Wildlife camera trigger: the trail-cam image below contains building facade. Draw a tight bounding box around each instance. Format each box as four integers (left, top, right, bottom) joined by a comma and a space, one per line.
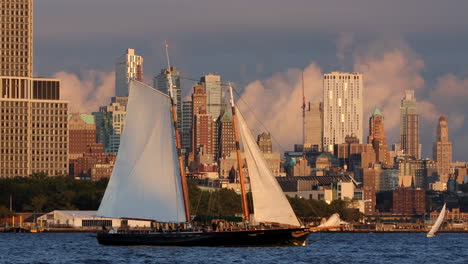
93, 99, 127, 153
0, 0, 69, 178
367, 107, 390, 167
193, 108, 215, 157
115, 48, 143, 97
217, 111, 235, 159
323, 72, 363, 152
400, 90, 420, 159
433, 116, 453, 185
200, 74, 225, 120
68, 114, 96, 160
257, 132, 273, 154
69, 143, 116, 181
392, 187, 425, 215
0, 0, 33, 78
181, 100, 193, 154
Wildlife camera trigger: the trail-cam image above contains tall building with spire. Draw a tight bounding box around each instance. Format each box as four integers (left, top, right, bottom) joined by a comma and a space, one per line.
0, 0, 69, 178
368, 107, 390, 166
154, 66, 182, 129
400, 90, 420, 159
323, 72, 363, 152
433, 116, 453, 184
115, 48, 143, 97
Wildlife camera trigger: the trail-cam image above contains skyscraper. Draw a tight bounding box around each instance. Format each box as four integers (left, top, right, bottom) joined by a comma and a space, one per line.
93, 100, 127, 153
217, 110, 236, 159
193, 108, 215, 157
200, 74, 225, 120
0, 0, 69, 178
115, 48, 143, 97
400, 90, 420, 159
367, 107, 390, 166
181, 100, 193, 154
433, 116, 453, 184
323, 72, 363, 152
192, 84, 207, 116
154, 66, 182, 128
1, 0, 33, 78
304, 102, 323, 151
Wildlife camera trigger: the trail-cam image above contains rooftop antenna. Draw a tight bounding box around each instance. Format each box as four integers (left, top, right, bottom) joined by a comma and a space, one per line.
164, 40, 172, 70
164, 40, 174, 99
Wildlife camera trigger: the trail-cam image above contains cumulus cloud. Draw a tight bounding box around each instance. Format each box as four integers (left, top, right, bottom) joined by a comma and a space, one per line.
53, 71, 115, 113
352, 39, 426, 143
237, 63, 323, 151
238, 38, 468, 160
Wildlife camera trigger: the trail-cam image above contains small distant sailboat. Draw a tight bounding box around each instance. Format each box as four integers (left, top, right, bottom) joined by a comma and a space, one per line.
427, 203, 446, 238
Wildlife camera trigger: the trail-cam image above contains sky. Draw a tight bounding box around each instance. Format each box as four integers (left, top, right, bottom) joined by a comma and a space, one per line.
33, 0, 468, 161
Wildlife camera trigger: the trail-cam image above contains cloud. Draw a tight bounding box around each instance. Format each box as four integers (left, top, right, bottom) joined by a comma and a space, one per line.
237, 63, 323, 151
336, 32, 354, 66
238, 38, 468, 160
53, 71, 115, 113
352, 39, 426, 143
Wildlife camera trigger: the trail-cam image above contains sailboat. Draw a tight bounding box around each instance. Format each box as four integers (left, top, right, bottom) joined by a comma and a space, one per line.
309, 214, 348, 232
426, 203, 446, 238
96, 80, 311, 246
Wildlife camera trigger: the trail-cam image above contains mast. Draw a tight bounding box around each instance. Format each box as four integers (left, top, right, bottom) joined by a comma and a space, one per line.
165, 41, 191, 223
229, 84, 250, 221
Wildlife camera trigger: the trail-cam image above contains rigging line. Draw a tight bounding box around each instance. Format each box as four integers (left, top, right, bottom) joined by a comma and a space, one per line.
206, 189, 214, 215
194, 189, 203, 217
229, 84, 286, 153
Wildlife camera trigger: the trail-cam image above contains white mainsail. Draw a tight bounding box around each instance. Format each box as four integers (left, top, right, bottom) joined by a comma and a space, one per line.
427, 203, 446, 238
97, 81, 186, 223
235, 106, 300, 227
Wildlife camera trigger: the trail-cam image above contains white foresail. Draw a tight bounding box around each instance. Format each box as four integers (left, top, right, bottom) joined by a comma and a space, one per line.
97, 81, 186, 223
427, 203, 446, 238
235, 106, 300, 227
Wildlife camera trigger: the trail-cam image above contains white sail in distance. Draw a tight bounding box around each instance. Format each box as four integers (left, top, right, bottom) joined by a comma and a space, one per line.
97, 81, 186, 223
235, 106, 300, 227
318, 213, 344, 227
427, 203, 446, 238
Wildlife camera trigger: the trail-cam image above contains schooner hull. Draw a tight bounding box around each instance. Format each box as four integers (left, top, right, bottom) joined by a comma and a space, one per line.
97, 228, 310, 247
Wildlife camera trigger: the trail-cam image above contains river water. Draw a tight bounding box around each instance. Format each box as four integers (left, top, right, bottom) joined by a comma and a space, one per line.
0, 232, 466, 263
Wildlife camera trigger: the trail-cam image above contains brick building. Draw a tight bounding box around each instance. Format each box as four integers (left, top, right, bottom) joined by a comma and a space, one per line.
69, 143, 116, 181
392, 187, 425, 215
68, 114, 96, 160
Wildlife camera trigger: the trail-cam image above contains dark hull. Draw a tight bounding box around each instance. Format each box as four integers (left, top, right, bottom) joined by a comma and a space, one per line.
97, 228, 310, 247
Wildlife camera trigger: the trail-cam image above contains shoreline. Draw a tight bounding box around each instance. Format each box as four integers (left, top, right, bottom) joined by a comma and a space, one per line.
1, 227, 467, 234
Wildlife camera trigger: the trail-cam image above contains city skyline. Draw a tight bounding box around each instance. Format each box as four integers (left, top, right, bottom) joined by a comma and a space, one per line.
28, 1, 468, 161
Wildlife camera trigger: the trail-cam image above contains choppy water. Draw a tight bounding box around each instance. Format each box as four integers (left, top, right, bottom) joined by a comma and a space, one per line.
0, 232, 466, 264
